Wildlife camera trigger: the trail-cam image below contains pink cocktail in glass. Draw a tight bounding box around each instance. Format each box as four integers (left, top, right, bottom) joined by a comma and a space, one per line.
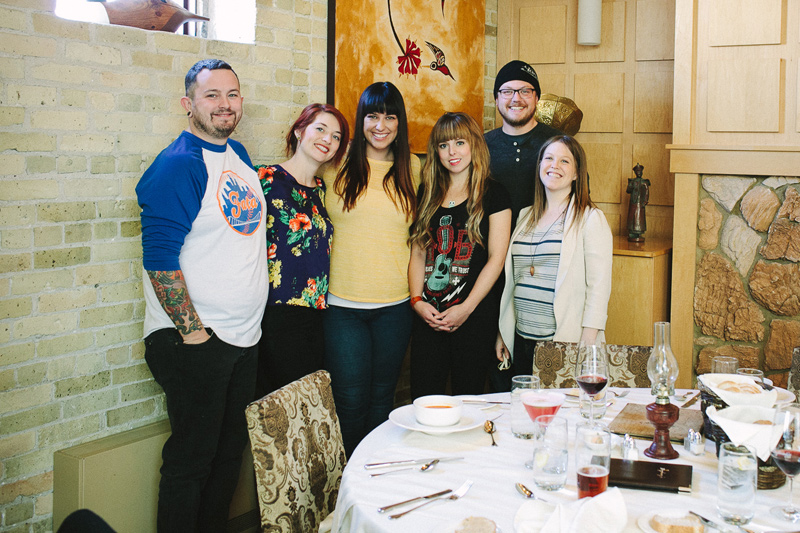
522, 391, 566, 422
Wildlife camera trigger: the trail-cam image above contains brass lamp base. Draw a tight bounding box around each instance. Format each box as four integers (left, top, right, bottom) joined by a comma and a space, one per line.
644, 401, 679, 460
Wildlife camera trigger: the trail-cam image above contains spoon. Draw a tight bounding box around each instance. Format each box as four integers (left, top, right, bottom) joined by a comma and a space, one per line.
516, 482, 550, 503
369, 459, 439, 477
484, 420, 498, 446
611, 389, 630, 398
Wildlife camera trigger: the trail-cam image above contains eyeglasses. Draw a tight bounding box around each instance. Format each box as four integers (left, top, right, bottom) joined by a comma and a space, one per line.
498, 87, 536, 99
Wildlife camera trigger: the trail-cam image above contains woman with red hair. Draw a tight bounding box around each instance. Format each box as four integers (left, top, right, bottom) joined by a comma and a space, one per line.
254, 103, 349, 398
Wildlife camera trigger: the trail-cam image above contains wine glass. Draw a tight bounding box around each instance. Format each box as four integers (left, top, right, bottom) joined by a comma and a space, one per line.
522, 391, 565, 468
771, 403, 800, 522
575, 342, 609, 425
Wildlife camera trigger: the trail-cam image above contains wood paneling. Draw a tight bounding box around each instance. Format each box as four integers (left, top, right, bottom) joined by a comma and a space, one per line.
707, 58, 783, 132
708, 0, 783, 46
575, 72, 625, 132
583, 142, 623, 203
575, 1, 627, 63
632, 142, 673, 206
634, 71, 674, 132
519, 5, 567, 64
635, 0, 676, 61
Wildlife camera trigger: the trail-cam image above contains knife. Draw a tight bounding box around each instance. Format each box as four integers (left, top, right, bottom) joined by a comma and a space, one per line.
364, 456, 464, 470
681, 392, 701, 408
689, 510, 746, 532
377, 489, 452, 513
462, 399, 510, 405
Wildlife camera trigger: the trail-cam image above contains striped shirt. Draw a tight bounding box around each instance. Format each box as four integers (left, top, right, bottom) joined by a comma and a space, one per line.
511, 218, 564, 340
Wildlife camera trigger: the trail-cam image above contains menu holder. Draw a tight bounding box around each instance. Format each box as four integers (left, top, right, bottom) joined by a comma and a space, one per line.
609, 458, 692, 493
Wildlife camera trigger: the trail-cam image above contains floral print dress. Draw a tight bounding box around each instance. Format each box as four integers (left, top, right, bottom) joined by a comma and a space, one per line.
256, 165, 333, 309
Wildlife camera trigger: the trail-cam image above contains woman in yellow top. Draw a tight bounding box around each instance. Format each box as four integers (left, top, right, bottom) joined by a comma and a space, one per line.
323, 82, 420, 455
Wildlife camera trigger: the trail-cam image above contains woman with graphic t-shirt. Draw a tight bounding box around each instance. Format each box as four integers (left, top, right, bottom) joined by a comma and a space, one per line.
253, 103, 349, 399
408, 112, 512, 398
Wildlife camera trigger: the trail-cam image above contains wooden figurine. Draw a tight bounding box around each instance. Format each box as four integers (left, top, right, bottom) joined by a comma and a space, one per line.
97, 0, 209, 33
626, 163, 650, 243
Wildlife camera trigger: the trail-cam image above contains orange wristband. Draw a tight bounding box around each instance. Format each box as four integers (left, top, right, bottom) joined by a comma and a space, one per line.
410, 296, 423, 307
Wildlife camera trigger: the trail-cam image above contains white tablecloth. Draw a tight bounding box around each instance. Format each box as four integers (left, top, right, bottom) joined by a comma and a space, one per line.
332, 389, 797, 532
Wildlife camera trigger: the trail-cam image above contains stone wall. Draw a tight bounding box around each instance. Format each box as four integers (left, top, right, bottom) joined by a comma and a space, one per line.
694, 176, 800, 385
0, 1, 499, 531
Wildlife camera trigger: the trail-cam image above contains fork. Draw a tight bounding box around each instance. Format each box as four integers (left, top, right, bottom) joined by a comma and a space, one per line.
388, 480, 473, 519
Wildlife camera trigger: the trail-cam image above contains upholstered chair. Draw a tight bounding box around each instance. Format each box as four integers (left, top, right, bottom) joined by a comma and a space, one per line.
246, 370, 347, 533
532, 341, 652, 389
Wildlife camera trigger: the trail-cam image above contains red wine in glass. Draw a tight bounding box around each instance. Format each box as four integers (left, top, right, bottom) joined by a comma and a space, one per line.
577, 375, 608, 396
773, 449, 800, 477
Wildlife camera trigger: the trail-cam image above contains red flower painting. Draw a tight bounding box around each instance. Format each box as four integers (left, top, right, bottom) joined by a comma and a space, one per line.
397, 38, 421, 77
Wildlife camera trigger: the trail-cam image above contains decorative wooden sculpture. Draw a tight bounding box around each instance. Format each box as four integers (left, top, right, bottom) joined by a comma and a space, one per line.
96, 0, 209, 33
626, 163, 651, 243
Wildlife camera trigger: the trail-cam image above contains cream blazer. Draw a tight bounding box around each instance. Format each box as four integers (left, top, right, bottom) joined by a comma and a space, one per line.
498, 200, 613, 359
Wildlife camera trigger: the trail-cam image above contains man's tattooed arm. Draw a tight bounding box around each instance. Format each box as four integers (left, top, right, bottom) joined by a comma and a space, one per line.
146, 270, 210, 344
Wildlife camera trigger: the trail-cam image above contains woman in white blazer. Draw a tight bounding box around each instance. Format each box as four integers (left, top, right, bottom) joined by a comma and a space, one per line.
496, 135, 612, 375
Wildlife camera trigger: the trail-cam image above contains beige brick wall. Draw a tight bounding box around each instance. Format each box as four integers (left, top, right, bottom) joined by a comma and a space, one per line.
0, 1, 498, 530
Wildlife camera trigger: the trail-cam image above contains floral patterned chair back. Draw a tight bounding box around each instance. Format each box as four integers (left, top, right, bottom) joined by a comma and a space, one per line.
788, 347, 800, 397
532, 341, 652, 389
246, 370, 347, 533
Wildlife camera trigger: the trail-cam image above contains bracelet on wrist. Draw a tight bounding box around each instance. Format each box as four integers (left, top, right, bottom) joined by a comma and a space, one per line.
410, 296, 423, 307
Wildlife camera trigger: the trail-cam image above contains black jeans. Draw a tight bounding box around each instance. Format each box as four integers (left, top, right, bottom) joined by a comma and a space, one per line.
144, 328, 257, 533
255, 304, 325, 400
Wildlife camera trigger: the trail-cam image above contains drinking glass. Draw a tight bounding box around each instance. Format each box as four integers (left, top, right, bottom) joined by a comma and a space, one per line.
737, 368, 764, 387
711, 356, 738, 374
575, 342, 609, 425
717, 443, 757, 525
511, 375, 541, 439
771, 403, 800, 522
575, 424, 611, 499
530, 415, 568, 490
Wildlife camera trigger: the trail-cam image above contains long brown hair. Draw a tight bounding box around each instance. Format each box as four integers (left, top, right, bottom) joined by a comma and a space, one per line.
521, 134, 595, 233
409, 112, 491, 248
334, 82, 416, 218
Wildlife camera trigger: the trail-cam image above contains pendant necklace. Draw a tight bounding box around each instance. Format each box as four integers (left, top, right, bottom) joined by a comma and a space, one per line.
448, 200, 455, 208
528, 207, 567, 276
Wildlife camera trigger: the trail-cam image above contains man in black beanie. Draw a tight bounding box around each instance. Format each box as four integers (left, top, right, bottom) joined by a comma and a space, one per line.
485, 60, 561, 225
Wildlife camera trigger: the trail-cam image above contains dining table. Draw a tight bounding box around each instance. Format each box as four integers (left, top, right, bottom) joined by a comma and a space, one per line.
331, 388, 799, 533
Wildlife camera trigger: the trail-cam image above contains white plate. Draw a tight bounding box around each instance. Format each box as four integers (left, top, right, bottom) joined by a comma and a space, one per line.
389, 404, 485, 434
775, 386, 795, 406
431, 518, 501, 533
637, 508, 699, 533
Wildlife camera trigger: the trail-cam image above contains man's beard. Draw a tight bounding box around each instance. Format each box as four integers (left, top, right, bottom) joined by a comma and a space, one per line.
192, 111, 238, 140
498, 103, 536, 128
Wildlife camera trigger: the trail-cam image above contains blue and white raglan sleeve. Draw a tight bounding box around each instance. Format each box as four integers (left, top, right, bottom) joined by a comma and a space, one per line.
136, 139, 208, 272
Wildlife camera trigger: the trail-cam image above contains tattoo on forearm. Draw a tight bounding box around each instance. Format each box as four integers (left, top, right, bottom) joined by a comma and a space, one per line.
147, 270, 203, 336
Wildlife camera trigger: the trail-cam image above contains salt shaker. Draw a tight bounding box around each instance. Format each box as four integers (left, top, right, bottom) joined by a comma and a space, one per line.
684, 429, 705, 455
622, 433, 638, 460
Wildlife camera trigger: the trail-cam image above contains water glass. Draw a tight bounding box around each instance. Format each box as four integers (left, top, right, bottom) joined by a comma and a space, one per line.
711, 356, 739, 374
579, 389, 608, 420
531, 415, 568, 490
575, 424, 611, 498
737, 368, 764, 386
511, 375, 541, 439
717, 443, 757, 525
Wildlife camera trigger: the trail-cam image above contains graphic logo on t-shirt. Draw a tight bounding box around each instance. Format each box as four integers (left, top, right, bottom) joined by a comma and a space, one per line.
217, 170, 263, 235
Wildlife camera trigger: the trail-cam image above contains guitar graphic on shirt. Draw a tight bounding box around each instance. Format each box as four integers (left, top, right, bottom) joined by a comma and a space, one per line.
427, 253, 451, 291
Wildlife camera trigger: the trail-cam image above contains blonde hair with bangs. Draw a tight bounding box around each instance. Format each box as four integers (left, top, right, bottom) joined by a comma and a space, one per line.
409, 112, 492, 248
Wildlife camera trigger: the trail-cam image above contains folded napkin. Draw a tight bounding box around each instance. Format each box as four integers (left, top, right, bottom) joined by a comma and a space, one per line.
514, 487, 627, 533
706, 405, 782, 461
698, 373, 777, 408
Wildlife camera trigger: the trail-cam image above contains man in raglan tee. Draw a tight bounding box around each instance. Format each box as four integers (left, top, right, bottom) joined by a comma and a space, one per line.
136, 59, 267, 532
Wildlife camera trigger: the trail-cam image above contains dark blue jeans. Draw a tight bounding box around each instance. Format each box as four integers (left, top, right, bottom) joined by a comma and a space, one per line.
323, 303, 412, 456
144, 328, 257, 533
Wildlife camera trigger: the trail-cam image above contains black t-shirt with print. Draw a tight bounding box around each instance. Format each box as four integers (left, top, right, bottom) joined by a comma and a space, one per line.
422, 179, 511, 313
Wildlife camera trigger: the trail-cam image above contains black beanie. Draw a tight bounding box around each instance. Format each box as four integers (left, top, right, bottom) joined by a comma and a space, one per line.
493, 60, 541, 98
